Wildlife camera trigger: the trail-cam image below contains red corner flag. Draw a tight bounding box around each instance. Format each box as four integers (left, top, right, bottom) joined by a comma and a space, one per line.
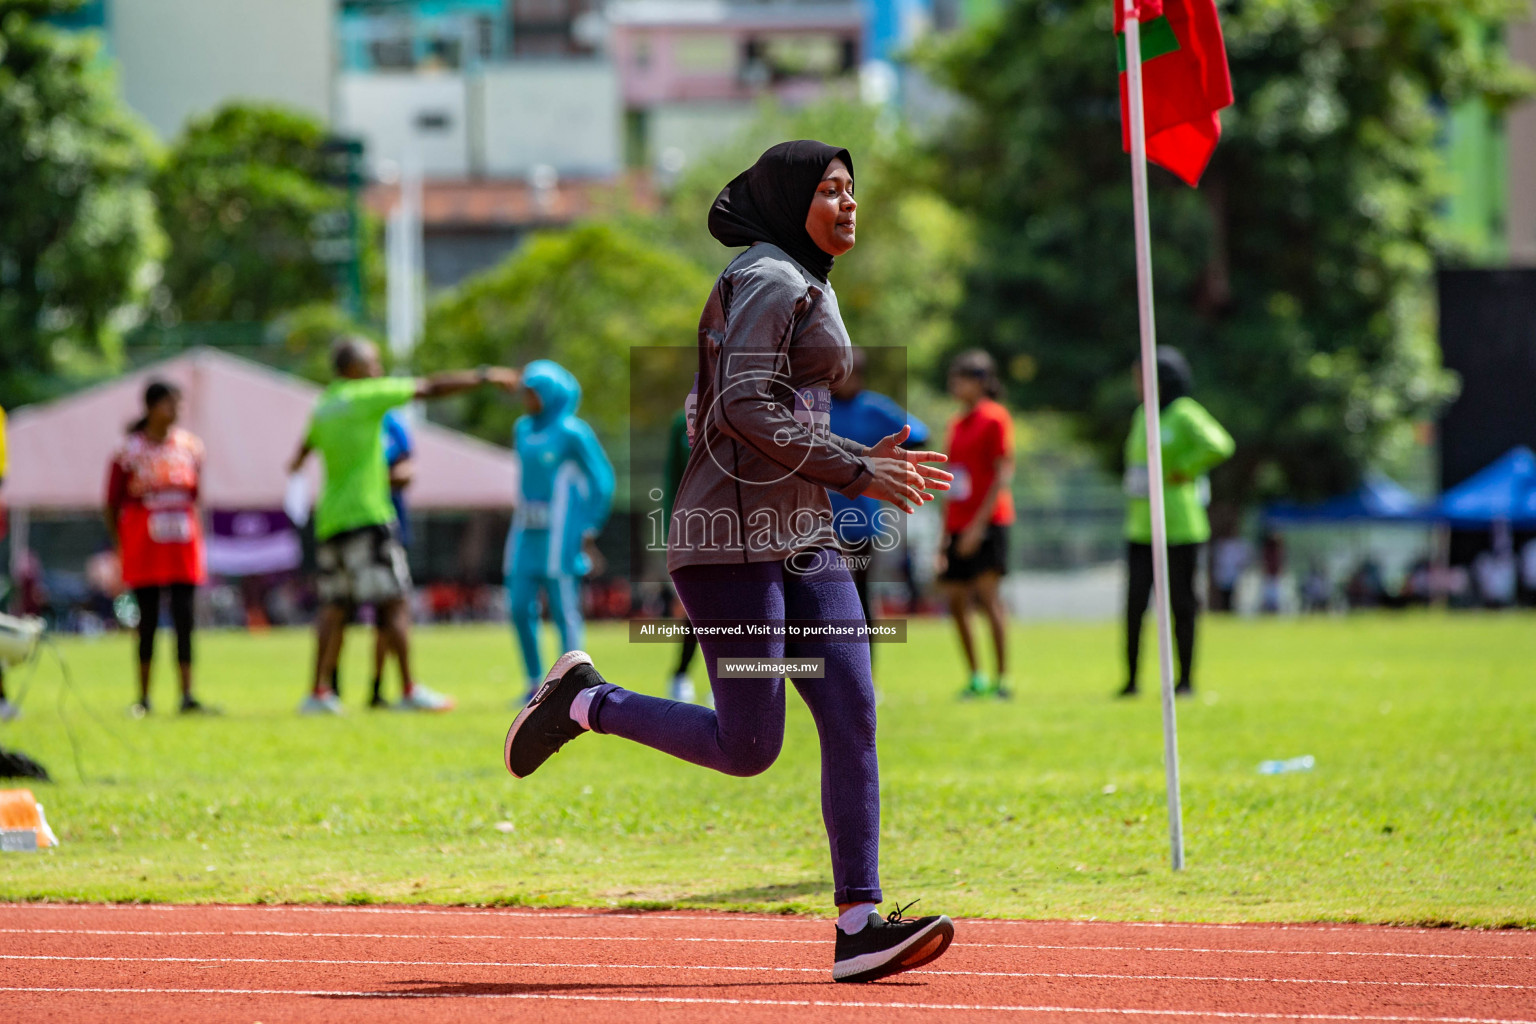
1115, 0, 1233, 186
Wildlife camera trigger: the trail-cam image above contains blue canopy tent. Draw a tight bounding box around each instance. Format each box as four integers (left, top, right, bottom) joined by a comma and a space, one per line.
1259, 451, 1536, 608
1264, 473, 1436, 526
1432, 446, 1536, 528
1262, 473, 1440, 611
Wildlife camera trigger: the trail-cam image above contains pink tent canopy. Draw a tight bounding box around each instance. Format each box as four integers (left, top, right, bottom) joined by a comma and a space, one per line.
5, 347, 519, 511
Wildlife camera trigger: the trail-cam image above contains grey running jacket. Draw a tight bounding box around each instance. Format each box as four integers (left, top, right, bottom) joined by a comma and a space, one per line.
667, 243, 874, 570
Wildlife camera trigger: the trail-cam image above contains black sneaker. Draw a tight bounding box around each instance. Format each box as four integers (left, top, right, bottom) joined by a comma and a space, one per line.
1116, 681, 1139, 698
368, 694, 389, 710
178, 696, 221, 715
1174, 680, 1193, 698
503, 650, 597, 779
833, 902, 955, 983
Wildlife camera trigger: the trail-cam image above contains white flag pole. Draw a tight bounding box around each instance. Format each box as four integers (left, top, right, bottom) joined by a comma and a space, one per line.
1124, 0, 1186, 871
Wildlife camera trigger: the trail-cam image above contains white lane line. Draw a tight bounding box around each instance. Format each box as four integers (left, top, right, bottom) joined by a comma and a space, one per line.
0, 928, 823, 943
959, 972, 1533, 992
3, 905, 1528, 954
12, 954, 821, 971
1017, 921, 1535, 941
0, 904, 813, 924
973, 943, 1536, 961
2, 954, 1531, 992
2, 928, 1530, 960
5, 906, 1525, 942
0, 986, 1532, 1022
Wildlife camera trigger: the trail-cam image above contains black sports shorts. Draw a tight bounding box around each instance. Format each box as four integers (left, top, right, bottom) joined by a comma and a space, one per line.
940, 523, 1010, 583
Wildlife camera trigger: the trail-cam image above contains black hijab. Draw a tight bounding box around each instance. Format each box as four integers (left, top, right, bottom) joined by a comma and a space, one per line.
1155, 346, 1193, 409
708, 140, 854, 282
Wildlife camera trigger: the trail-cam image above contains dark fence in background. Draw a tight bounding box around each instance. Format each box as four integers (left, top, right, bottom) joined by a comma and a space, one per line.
1438, 268, 1536, 490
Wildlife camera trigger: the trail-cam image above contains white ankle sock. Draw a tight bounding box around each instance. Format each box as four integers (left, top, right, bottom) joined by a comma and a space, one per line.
837, 902, 879, 934
570, 685, 602, 731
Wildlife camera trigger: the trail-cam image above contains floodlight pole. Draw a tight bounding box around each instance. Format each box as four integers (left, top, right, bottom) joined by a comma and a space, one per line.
1124, 0, 1186, 871
387, 153, 425, 362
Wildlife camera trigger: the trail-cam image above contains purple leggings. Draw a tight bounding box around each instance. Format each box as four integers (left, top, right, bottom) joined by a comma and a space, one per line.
590, 548, 880, 905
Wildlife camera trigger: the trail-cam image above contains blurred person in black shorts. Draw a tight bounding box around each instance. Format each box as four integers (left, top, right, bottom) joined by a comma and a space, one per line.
938, 352, 1015, 699
331, 408, 416, 707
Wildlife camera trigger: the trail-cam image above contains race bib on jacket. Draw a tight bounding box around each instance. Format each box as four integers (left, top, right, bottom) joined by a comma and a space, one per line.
515, 501, 551, 531
950, 465, 973, 503
148, 510, 194, 544
793, 387, 832, 438
685, 373, 699, 447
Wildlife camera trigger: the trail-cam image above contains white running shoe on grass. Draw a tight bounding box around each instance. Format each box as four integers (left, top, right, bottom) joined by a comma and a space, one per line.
396, 684, 455, 712
0, 699, 19, 722
299, 692, 344, 715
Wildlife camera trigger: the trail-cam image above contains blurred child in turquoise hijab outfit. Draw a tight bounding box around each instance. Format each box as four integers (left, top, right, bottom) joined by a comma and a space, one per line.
505, 360, 614, 700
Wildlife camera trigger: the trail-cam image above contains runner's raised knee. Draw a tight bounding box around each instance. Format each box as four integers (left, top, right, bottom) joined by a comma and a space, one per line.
718, 734, 782, 777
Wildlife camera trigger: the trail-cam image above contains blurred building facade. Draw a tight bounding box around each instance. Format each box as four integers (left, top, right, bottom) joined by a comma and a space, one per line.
335, 0, 619, 181
72, 0, 1532, 276
1435, 4, 1536, 497
61, 0, 973, 290
332, 0, 875, 283
1506, 6, 1536, 267
607, 0, 862, 172
92, 0, 334, 140
1440, 3, 1536, 266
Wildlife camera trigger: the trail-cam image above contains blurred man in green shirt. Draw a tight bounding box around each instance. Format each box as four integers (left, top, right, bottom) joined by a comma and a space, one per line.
289, 338, 520, 714
1120, 347, 1234, 699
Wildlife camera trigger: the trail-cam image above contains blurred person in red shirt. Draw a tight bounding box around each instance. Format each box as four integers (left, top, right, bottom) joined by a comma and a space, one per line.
939, 351, 1015, 699
104, 381, 213, 716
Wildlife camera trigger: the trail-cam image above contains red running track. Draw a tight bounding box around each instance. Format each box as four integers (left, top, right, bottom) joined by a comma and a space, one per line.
0, 903, 1532, 1023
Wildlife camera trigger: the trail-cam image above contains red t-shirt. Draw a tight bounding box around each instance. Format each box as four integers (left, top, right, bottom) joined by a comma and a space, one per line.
106, 428, 206, 588
943, 399, 1015, 533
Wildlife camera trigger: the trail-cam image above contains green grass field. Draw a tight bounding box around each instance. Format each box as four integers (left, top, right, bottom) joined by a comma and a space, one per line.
0, 614, 1531, 925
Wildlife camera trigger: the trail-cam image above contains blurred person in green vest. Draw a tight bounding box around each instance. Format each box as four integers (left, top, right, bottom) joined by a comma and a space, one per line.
1119, 347, 1233, 699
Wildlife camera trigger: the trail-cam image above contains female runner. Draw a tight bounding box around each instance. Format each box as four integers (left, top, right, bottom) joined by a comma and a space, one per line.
503, 141, 957, 983
105, 381, 212, 715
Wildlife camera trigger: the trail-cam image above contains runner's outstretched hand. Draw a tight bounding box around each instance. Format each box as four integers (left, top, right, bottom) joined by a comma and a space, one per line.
864, 426, 952, 513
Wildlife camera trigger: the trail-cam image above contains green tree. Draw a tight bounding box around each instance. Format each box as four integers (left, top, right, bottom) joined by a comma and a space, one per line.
416, 221, 714, 446
930, 0, 1533, 509
0, 0, 160, 405
153, 104, 351, 325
